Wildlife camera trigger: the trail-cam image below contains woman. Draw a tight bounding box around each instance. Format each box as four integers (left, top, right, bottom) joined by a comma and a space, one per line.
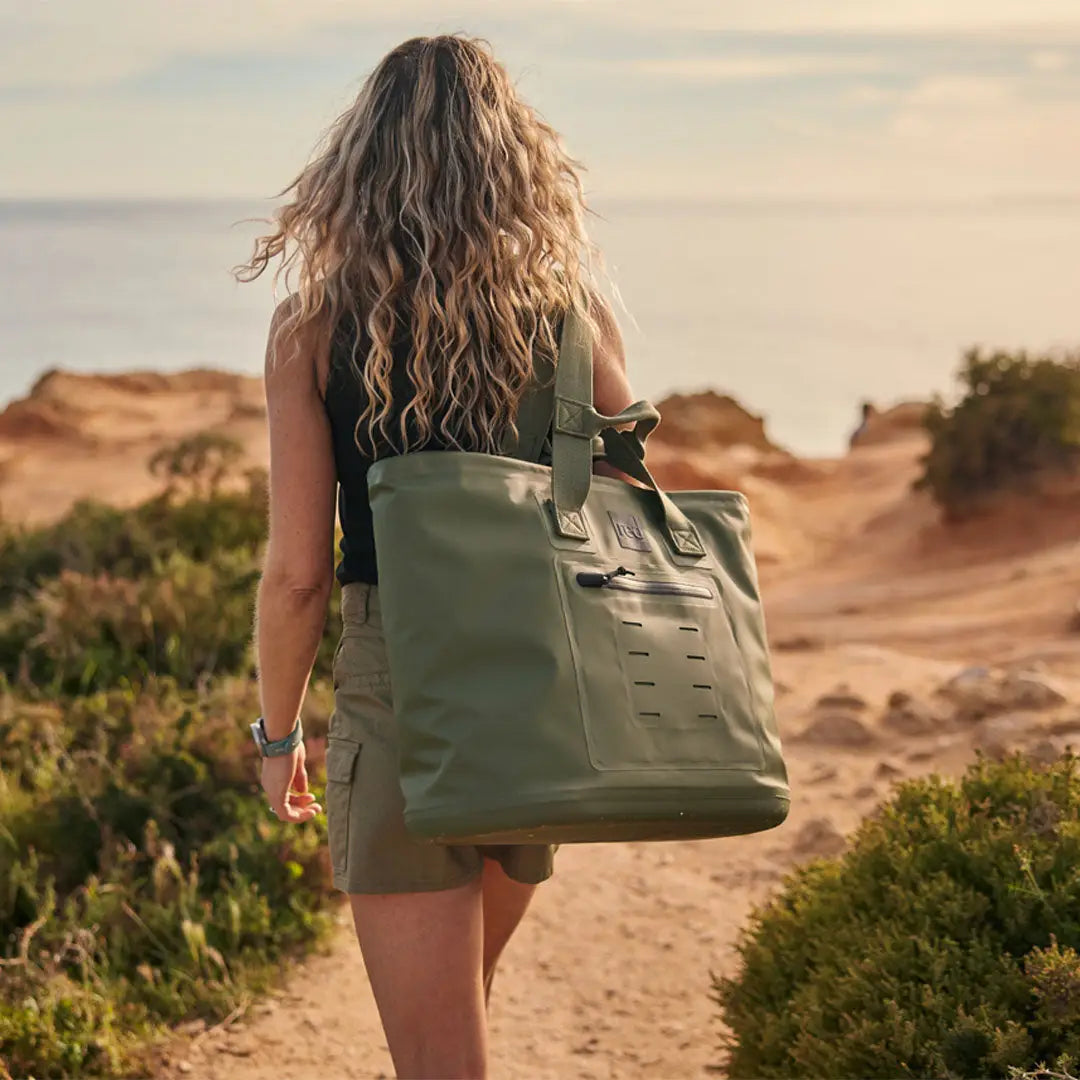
239, 34, 635, 1079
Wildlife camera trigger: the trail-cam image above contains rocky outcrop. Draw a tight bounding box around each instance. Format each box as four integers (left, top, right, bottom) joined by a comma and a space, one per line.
0, 396, 92, 442
794, 686, 878, 747
0, 369, 265, 446
937, 667, 1069, 724
880, 690, 947, 737
850, 401, 930, 449
27, 368, 257, 400
653, 390, 782, 453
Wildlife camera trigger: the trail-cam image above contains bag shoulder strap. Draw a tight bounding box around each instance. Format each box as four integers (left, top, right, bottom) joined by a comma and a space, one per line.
501, 310, 568, 463
548, 299, 594, 531
547, 299, 707, 558
553, 300, 592, 406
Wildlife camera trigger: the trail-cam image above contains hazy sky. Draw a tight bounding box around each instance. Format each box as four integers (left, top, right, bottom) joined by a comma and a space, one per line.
2, 0, 1080, 202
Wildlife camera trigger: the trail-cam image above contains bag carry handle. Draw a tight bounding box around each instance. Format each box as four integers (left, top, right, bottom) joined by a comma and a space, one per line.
550, 302, 705, 558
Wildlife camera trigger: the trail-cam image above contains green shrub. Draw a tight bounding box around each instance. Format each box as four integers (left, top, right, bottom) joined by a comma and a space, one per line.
715, 754, 1080, 1079
0, 462, 346, 1076
0, 678, 336, 1077
0, 475, 341, 693
0, 481, 268, 609
0, 552, 259, 694
917, 349, 1080, 518
0, 967, 126, 1080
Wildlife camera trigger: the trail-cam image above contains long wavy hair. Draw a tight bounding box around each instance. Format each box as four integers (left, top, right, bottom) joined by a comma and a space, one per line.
236, 33, 602, 453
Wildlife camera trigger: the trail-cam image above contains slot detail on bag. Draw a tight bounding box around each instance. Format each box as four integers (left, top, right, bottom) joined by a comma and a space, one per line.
576, 567, 713, 600
557, 558, 765, 771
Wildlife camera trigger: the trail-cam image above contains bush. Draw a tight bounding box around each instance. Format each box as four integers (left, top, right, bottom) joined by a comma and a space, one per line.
0, 678, 336, 1078
917, 349, 1080, 518
0, 476, 341, 693
0, 477, 345, 1076
0, 553, 260, 694
715, 754, 1080, 1079
0, 480, 268, 609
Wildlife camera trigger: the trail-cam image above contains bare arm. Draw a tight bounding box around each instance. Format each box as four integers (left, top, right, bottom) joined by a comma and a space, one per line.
590, 292, 638, 481
254, 300, 337, 822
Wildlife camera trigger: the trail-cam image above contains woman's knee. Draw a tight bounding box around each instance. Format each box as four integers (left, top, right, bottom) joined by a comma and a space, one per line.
349, 882, 488, 1075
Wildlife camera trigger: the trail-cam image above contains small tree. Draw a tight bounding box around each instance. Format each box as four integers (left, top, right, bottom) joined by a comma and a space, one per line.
147, 432, 244, 497
917, 349, 1080, 519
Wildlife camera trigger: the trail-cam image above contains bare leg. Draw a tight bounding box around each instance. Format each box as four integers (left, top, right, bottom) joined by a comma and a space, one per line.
479, 858, 538, 1008
350, 876, 487, 1080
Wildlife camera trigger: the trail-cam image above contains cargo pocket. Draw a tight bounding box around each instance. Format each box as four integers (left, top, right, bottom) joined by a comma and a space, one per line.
325, 738, 361, 875
333, 629, 390, 690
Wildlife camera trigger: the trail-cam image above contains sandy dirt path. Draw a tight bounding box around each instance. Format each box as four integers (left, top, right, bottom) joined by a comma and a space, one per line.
157, 641, 1045, 1080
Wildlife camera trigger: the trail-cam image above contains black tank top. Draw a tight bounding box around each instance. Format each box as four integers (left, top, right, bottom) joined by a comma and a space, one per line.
322, 312, 560, 586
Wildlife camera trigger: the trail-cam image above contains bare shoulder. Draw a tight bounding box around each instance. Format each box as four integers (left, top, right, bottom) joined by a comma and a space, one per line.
264, 296, 331, 400
589, 290, 625, 368
588, 289, 634, 415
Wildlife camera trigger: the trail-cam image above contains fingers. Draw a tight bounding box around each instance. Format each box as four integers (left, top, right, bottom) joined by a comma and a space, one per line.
269, 790, 323, 823
261, 748, 322, 823
272, 802, 322, 823
294, 758, 310, 795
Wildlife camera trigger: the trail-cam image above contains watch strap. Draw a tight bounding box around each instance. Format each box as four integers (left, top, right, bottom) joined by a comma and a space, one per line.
250, 717, 303, 757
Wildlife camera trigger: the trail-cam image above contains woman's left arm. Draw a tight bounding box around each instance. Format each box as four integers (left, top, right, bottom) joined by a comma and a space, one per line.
254, 300, 337, 822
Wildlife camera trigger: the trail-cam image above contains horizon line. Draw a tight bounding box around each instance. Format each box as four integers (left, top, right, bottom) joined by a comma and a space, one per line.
4, 192, 1080, 213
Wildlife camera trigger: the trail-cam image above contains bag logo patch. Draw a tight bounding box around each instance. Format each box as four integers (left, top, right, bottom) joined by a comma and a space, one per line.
609, 511, 651, 552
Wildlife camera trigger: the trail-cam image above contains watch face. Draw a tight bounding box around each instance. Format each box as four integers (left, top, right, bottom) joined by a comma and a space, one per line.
250, 719, 268, 751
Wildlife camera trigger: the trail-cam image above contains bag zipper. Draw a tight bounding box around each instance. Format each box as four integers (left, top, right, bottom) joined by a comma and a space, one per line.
576, 566, 713, 600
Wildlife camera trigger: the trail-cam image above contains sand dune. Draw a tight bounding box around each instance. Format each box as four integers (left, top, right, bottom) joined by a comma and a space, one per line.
1, 370, 1077, 1078
0, 370, 268, 524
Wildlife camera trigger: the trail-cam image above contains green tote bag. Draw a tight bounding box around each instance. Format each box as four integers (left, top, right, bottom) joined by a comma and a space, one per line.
367, 304, 790, 845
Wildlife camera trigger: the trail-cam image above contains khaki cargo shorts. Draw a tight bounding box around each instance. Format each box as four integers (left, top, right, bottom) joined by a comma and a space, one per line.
325, 582, 556, 894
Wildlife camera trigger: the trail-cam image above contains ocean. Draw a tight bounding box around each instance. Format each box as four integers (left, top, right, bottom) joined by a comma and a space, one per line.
2, 197, 1079, 457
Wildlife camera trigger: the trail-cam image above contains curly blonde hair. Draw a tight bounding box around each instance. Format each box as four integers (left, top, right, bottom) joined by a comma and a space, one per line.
236, 33, 602, 453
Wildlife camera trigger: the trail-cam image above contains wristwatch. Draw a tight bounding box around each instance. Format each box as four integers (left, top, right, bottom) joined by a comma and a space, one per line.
250, 716, 303, 757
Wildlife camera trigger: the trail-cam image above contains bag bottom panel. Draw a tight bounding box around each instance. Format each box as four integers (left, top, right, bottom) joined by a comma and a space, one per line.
404, 791, 790, 845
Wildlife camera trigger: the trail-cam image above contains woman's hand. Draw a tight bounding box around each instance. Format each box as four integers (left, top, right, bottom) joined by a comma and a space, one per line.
261, 742, 323, 823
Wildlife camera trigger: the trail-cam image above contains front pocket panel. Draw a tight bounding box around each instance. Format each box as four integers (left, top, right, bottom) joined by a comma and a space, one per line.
556, 561, 764, 772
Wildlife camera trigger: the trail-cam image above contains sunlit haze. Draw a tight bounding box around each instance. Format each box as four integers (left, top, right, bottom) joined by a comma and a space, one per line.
3, 0, 1080, 202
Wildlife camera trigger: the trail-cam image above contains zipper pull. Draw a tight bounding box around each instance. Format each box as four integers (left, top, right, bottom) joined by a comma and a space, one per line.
576, 567, 637, 588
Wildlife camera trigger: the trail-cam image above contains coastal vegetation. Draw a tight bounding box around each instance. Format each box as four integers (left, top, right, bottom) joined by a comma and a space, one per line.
716, 753, 1080, 1080
918, 350, 1080, 518
0, 462, 341, 1077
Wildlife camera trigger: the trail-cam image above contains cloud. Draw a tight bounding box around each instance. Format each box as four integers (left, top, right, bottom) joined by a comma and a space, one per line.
4, 1, 1080, 92
903, 75, 1015, 108
1029, 49, 1072, 71
0, 0, 343, 89
602, 0, 1080, 35
2, 1, 1080, 200
0, 0, 536, 90
881, 72, 1080, 197
845, 84, 902, 105
629, 55, 887, 84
